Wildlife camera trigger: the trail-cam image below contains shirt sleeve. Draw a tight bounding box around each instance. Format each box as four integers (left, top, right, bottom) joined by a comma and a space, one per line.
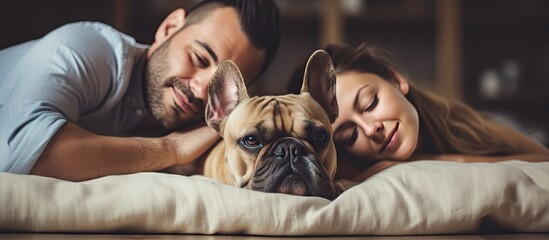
0, 22, 121, 174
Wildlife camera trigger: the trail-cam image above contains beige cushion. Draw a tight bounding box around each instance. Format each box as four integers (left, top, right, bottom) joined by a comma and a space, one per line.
1, 160, 548, 235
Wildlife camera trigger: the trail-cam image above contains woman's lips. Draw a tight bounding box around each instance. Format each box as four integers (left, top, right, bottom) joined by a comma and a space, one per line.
172, 87, 198, 114
379, 122, 399, 153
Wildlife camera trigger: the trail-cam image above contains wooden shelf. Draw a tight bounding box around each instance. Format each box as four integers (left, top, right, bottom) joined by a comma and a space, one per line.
463, 0, 549, 24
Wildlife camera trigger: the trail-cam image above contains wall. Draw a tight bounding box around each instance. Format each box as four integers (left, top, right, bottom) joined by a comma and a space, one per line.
2, 0, 548, 143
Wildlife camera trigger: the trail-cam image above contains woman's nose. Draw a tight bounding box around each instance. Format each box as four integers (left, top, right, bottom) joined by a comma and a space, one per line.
360, 121, 384, 141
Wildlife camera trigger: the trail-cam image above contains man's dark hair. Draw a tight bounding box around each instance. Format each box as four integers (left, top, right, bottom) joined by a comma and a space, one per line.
186, 0, 280, 81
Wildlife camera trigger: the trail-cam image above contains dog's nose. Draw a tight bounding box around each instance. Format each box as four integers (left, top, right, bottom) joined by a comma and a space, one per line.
273, 138, 316, 172
273, 139, 309, 164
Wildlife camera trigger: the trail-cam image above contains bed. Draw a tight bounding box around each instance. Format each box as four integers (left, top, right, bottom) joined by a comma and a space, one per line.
1, 160, 548, 235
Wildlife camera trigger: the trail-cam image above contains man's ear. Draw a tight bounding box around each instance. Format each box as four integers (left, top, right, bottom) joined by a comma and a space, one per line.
301, 50, 338, 123
390, 68, 410, 95
205, 60, 249, 133
154, 8, 186, 45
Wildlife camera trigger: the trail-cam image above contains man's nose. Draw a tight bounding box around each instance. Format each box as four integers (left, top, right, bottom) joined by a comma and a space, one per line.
189, 75, 210, 100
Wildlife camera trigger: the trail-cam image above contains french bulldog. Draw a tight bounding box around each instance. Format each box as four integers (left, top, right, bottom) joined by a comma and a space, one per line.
172, 50, 341, 200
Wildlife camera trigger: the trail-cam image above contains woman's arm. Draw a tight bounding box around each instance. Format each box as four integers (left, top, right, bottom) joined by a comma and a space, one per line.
350, 150, 549, 183
489, 123, 549, 155
411, 123, 549, 163
410, 153, 548, 163
335, 152, 404, 185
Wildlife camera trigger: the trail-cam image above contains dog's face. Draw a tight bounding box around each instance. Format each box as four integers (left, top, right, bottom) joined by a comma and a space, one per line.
205, 50, 340, 199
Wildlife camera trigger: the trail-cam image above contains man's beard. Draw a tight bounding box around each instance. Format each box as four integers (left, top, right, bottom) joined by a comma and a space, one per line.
145, 41, 203, 130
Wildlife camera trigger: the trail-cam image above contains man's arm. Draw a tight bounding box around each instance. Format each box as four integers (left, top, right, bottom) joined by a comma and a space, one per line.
30, 122, 219, 181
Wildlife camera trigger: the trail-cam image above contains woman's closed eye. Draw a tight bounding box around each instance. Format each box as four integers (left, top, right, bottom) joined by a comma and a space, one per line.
363, 94, 378, 112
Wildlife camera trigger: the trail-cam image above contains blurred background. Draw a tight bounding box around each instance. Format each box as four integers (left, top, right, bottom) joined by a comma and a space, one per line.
1, 0, 548, 145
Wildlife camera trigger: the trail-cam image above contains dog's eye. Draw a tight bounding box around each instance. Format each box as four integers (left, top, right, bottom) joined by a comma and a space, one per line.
314, 130, 328, 143
243, 135, 260, 147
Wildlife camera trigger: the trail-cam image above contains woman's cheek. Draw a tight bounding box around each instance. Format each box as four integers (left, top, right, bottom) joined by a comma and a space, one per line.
399, 131, 418, 160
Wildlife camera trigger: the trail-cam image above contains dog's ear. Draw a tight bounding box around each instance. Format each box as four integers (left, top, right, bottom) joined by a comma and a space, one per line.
300, 50, 338, 123
205, 60, 249, 133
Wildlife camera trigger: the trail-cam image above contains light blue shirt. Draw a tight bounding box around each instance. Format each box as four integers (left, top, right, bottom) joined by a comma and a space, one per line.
0, 22, 150, 174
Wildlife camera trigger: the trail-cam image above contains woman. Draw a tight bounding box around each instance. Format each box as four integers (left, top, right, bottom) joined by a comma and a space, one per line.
288, 43, 549, 182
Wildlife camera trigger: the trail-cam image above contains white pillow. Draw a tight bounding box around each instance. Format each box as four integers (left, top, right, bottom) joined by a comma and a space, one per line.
1, 160, 548, 235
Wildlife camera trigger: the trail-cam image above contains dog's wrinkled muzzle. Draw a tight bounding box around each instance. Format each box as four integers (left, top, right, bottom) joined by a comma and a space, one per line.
249, 137, 340, 200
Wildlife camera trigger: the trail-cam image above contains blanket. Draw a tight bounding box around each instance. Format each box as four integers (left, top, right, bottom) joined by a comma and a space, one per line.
1, 160, 548, 235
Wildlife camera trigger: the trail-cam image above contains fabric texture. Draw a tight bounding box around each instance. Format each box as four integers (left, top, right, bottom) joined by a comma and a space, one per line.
0, 22, 148, 174
1, 160, 548, 235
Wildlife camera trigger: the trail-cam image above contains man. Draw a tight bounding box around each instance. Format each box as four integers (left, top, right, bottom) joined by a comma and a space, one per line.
0, 0, 280, 181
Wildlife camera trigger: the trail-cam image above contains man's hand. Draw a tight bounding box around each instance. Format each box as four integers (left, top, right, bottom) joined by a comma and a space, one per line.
163, 123, 220, 166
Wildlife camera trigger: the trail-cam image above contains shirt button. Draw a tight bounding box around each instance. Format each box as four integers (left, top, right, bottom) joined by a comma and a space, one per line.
135, 109, 144, 116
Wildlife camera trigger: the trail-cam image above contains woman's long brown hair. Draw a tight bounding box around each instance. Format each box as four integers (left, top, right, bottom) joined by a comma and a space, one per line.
289, 43, 515, 156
